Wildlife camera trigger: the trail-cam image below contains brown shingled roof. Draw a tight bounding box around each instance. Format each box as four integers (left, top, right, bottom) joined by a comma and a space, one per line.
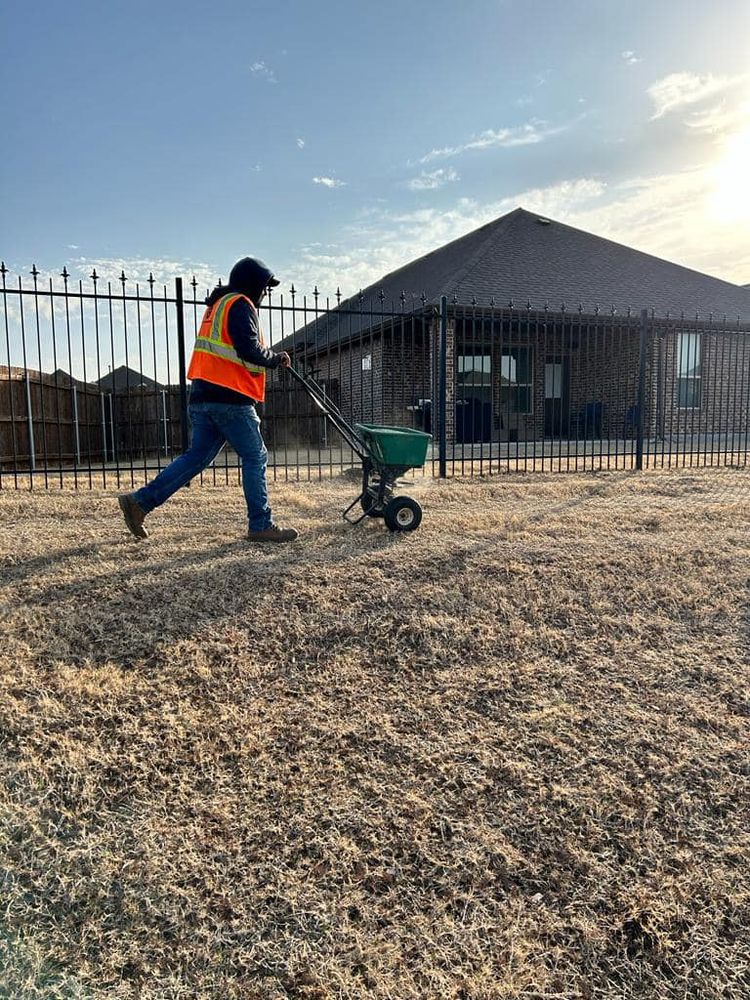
288, 207, 750, 351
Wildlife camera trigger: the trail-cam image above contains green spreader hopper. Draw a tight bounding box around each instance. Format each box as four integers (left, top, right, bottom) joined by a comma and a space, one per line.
288, 368, 432, 532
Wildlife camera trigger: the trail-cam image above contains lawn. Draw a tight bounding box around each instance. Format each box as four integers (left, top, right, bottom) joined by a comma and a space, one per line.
1, 468, 749, 999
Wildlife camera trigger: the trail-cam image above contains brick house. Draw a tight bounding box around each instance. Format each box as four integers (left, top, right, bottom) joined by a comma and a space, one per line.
282, 208, 750, 446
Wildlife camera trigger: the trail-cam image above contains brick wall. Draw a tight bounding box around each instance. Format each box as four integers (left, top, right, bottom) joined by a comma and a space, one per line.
297, 314, 750, 449
301, 336, 383, 425
654, 329, 750, 438
455, 316, 644, 442
380, 321, 432, 430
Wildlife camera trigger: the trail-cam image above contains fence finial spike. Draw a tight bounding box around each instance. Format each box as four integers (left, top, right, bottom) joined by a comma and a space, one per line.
119, 269, 127, 284
148, 272, 155, 286
91, 268, 98, 283
61, 266, 70, 281
420, 291, 427, 305
30, 264, 39, 279
0, 261, 6, 277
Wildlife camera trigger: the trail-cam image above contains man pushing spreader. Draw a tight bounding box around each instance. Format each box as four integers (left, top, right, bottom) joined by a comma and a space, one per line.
118, 256, 298, 543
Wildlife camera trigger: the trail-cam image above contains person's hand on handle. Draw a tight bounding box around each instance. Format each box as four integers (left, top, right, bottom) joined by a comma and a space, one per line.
278, 351, 292, 369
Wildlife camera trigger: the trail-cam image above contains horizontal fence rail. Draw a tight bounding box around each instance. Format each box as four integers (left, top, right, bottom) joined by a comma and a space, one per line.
1, 262, 749, 488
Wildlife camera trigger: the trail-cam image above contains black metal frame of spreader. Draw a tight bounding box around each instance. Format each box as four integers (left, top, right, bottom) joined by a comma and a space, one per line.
287, 367, 412, 525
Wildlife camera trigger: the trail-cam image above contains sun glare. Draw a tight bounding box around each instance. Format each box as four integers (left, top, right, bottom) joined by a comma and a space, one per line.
708, 120, 750, 223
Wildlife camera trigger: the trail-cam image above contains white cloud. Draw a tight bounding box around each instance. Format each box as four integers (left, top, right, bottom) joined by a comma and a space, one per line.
621, 50, 641, 65
282, 169, 750, 296
313, 176, 346, 189
417, 120, 563, 164
685, 101, 749, 135
282, 179, 604, 296
250, 61, 277, 83
64, 255, 220, 292
407, 168, 459, 191
648, 71, 745, 119
297, 137, 305, 149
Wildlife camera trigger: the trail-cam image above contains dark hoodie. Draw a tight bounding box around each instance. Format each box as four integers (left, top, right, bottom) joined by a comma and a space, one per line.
189, 283, 282, 406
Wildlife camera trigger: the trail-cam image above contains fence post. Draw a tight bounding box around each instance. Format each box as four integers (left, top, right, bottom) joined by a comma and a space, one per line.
72, 384, 81, 465
100, 392, 108, 463
175, 277, 189, 454
636, 309, 648, 471
161, 389, 169, 455
25, 372, 36, 473
108, 393, 117, 466
439, 295, 448, 478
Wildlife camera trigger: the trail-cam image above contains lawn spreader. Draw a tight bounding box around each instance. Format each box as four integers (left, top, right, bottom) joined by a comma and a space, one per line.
287, 366, 432, 532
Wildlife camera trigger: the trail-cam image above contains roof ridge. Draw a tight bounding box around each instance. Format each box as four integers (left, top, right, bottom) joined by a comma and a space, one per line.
522, 210, 750, 296
446, 207, 526, 296
345, 208, 524, 303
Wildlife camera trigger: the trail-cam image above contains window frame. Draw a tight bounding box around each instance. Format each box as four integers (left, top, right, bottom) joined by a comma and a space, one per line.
676, 332, 702, 411
500, 346, 534, 415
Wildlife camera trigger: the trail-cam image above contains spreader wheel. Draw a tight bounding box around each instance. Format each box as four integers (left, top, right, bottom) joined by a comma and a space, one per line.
384, 496, 422, 532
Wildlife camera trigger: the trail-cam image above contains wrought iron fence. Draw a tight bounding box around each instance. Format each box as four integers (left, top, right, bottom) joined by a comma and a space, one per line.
1, 262, 749, 489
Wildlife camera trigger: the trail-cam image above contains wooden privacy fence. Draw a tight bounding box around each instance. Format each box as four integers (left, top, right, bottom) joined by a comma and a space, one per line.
0, 367, 183, 471
261, 376, 340, 452
1, 366, 338, 472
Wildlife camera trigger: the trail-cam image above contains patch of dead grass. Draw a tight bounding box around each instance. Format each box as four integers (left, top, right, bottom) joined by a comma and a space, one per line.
1, 467, 749, 998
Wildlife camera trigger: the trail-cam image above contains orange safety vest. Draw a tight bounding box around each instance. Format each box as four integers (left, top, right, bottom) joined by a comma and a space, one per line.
187, 293, 268, 403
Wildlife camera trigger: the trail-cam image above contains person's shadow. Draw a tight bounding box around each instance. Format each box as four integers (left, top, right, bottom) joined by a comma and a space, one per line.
6, 518, 404, 670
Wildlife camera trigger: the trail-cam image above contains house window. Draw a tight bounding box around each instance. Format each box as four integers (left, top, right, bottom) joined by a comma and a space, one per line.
500, 347, 533, 413
361, 354, 372, 371
457, 355, 491, 406
458, 355, 491, 384
677, 333, 701, 408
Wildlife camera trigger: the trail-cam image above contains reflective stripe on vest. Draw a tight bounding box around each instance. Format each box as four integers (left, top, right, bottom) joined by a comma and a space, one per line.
188, 293, 268, 402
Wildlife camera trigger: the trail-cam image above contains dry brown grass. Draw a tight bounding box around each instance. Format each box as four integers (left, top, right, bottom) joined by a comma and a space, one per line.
1, 467, 749, 999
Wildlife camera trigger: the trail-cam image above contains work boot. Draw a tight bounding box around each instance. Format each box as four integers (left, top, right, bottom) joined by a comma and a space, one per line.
247, 524, 299, 543
118, 494, 149, 539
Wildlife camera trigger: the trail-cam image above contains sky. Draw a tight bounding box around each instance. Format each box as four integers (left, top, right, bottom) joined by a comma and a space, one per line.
1, 0, 749, 298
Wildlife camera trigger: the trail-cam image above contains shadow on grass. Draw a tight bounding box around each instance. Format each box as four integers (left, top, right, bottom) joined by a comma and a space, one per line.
8, 516, 406, 669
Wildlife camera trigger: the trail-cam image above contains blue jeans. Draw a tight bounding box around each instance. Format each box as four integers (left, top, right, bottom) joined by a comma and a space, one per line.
133, 403, 273, 531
